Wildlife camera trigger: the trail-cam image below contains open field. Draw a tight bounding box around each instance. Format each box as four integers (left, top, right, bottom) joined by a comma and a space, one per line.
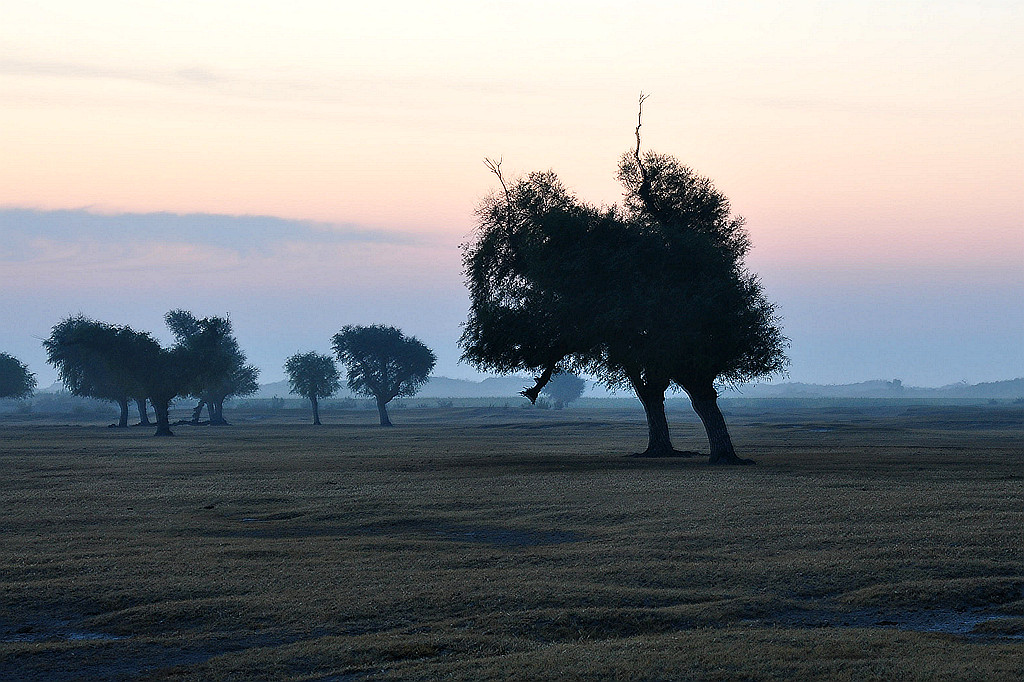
1, 405, 1023, 680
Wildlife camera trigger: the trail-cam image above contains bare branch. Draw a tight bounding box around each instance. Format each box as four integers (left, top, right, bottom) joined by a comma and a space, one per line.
633, 92, 654, 211
484, 156, 515, 234
634, 92, 650, 164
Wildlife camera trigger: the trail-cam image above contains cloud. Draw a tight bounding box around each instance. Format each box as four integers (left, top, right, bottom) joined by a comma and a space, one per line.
0, 207, 423, 262
0, 57, 556, 105
0, 207, 462, 300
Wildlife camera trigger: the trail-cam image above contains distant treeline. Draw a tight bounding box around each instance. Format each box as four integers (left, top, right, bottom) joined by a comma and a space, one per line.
723, 378, 1024, 400
6, 379, 1021, 419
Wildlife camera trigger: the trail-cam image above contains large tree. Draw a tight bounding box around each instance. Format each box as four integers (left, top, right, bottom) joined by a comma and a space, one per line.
0, 352, 36, 399
461, 108, 787, 464
332, 325, 436, 426
43, 316, 147, 426
165, 310, 259, 425
284, 351, 342, 425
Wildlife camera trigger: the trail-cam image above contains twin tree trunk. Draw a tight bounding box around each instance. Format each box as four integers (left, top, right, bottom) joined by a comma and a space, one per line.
191, 398, 229, 425
631, 375, 750, 464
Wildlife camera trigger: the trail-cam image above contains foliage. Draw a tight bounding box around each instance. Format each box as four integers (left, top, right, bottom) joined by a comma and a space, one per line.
284, 351, 341, 424
43, 316, 144, 404
43, 314, 220, 435
462, 159, 786, 392
42, 316, 153, 426
332, 325, 436, 426
0, 352, 36, 399
284, 352, 341, 401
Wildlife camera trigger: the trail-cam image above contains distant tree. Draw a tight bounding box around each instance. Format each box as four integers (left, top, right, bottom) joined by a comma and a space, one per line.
43, 316, 146, 426
45, 315, 217, 436
284, 351, 341, 425
165, 310, 260, 425
332, 325, 436, 426
129, 321, 235, 436
461, 100, 787, 463
0, 352, 36, 399
541, 371, 587, 409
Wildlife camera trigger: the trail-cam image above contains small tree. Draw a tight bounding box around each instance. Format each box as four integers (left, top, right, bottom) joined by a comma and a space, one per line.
284, 351, 341, 425
138, 323, 224, 437
165, 310, 259, 425
541, 371, 587, 409
0, 352, 36, 399
130, 334, 188, 437
332, 325, 436, 426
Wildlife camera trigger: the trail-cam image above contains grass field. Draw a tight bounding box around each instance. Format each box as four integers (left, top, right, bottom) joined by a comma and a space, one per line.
1, 404, 1023, 680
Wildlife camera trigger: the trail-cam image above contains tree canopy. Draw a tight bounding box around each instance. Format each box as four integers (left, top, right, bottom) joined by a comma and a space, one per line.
332, 325, 436, 426
0, 352, 36, 399
461, 112, 787, 463
43, 315, 147, 426
284, 351, 341, 425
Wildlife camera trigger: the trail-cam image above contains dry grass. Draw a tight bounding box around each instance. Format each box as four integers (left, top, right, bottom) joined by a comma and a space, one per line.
1, 404, 1022, 680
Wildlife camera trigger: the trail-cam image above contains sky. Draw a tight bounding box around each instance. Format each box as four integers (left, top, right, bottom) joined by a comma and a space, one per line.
2, 0, 1021, 388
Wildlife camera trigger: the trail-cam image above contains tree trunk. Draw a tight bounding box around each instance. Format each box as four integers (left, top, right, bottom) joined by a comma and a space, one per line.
191, 400, 205, 424
209, 398, 229, 425
376, 396, 393, 427
629, 374, 695, 457
153, 400, 174, 437
117, 397, 129, 427
136, 398, 151, 425
311, 396, 321, 425
636, 388, 674, 456
685, 383, 752, 465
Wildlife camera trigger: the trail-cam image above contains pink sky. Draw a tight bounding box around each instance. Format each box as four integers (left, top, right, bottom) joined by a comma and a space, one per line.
1, 1, 1021, 386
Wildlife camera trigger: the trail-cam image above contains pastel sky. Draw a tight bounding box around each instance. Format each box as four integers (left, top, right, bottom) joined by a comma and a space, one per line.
2, 1, 1021, 387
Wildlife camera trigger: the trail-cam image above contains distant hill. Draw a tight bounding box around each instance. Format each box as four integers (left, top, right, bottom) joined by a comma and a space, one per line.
723, 378, 1024, 400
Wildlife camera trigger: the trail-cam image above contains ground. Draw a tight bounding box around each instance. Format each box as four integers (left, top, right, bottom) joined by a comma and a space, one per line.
1, 403, 1023, 680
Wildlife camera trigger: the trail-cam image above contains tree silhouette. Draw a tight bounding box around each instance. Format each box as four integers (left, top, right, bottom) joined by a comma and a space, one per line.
541, 371, 587, 409
284, 351, 341, 425
165, 310, 259, 425
332, 325, 436, 426
462, 105, 787, 463
43, 316, 146, 426
131, 335, 188, 437
0, 352, 35, 399
45, 315, 220, 436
